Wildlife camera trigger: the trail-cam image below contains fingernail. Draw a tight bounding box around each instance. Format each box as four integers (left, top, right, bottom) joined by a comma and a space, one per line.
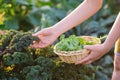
75, 62, 79, 65
32, 34, 35, 36
75, 63, 77, 65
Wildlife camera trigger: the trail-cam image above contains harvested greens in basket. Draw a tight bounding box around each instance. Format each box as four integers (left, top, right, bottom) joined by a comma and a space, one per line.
56, 35, 100, 51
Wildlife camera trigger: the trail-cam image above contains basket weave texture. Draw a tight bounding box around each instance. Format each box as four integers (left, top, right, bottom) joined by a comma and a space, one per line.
54, 36, 101, 64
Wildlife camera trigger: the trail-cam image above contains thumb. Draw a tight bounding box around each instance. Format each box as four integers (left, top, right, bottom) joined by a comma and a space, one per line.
84, 45, 94, 50
32, 31, 43, 37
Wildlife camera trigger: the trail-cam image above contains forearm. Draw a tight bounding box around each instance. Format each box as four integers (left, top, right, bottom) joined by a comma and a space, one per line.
103, 12, 120, 51
53, 0, 103, 35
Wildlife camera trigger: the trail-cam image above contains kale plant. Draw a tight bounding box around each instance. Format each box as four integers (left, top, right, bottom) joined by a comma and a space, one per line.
0, 30, 97, 80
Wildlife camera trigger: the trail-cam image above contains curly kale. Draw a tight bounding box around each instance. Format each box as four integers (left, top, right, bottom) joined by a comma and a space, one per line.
35, 57, 54, 72
22, 57, 54, 80
0, 30, 39, 54
22, 65, 41, 80
0, 30, 17, 52
0, 30, 97, 80
6, 32, 39, 53
1, 77, 19, 80
3, 52, 33, 66
2, 53, 13, 66
8, 32, 23, 46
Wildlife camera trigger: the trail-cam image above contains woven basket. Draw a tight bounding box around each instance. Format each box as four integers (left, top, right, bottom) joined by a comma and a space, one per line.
54, 36, 101, 64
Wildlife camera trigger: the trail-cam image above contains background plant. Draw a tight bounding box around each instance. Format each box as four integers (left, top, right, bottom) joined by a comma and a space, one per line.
0, 30, 97, 80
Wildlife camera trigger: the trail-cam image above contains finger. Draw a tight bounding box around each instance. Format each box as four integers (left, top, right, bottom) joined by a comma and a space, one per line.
31, 40, 40, 48
33, 34, 43, 43
84, 45, 93, 50
82, 55, 101, 65
83, 60, 93, 65
32, 41, 45, 48
32, 31, 43, 36
75, 54, 93, 65
32, 41, 37, 44
31, 42, 40, 48
30, 41, 37, 47
38, 44, 49, 48
38, 41, 52, 48
33, 41, 50, 48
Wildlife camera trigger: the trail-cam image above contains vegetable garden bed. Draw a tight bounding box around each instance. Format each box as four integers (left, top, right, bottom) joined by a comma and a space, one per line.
0, 30, 97, 80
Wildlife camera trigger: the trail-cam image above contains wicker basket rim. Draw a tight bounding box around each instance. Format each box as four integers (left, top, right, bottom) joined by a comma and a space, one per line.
54, 48, 90, 56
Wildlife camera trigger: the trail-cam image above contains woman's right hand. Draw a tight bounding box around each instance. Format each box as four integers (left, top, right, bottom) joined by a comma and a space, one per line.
32, 27, 60, 48
75, 43, 110, 65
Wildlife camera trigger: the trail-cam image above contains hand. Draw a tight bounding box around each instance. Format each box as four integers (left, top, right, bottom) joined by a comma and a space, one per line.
75, 44, 109, 65
32, 27, 60, 48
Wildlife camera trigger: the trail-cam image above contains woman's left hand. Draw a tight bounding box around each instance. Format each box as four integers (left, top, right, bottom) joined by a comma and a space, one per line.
75, 44, 109, 65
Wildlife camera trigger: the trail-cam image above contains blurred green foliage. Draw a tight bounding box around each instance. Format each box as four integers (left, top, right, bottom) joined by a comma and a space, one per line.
0, 0, 119, 42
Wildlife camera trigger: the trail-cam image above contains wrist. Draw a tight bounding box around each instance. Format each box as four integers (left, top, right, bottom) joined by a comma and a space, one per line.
102, 42, 113, 53
51, 25, 65, 36
50, 26, 62, 37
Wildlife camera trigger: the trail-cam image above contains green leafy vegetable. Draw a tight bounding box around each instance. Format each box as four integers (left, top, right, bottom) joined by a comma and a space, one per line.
0, 30, 97, 80
56, 35, 99, 51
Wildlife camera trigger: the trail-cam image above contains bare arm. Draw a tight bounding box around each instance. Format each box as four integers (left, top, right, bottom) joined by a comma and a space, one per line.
32, 0, 103, 48
103, 12, 120, 51
75, 12, 120, 65
53, 0, 103, 36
